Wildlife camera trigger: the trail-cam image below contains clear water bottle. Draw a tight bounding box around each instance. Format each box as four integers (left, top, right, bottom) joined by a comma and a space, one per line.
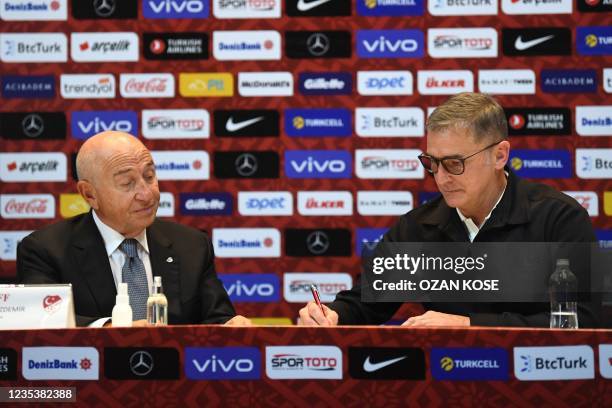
147, 276, 168, 326
549, 259, 579, 329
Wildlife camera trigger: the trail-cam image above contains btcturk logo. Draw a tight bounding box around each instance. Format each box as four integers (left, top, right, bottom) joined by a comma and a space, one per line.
42, 295, 62, 314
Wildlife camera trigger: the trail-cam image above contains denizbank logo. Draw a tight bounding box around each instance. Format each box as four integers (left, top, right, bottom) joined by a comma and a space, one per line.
22, 347, 99, 380
509, 150, 572, 178
285, 109, 351, 138
357, 0, 424, 16
431, 348, 509, 381
0, 0, 67, 20
576, 106, 612, 136
212, 228, 280, 258
357, 29, 424, 58
151, 150, 210, 180
514, 346, 594, 381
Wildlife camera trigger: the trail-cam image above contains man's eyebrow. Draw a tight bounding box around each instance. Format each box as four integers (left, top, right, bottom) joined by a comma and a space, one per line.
113, 168, 134, 177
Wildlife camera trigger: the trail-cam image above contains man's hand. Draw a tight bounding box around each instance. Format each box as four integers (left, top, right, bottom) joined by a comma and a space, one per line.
401, 311, 470, 327
224, 315, 252, 326
297, 302, 339, 326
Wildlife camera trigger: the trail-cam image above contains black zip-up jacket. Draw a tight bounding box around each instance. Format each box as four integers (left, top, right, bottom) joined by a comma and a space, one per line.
329, 169, 601, 327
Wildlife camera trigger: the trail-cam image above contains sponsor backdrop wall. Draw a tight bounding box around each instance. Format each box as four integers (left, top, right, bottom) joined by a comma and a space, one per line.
0, 0, 610, 322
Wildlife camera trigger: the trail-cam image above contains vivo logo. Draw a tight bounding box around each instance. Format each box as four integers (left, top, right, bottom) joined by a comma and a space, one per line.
185, 347, 261, 380
71, 111, 137, 140
357, 30, 424, 58
144, 0, 209, 18
220, 273, 280, 302
285, 151, 352, 179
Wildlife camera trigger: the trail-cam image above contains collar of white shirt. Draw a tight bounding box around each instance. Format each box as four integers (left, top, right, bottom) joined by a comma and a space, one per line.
91, 210, 149, 257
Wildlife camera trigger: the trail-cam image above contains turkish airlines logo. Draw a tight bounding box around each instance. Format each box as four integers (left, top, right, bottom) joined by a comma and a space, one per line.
142, 109, 209, 139
0, 194, 55, 219
120, 73, 175, 98
428, 28, 497, 58
71, 32, 139, 62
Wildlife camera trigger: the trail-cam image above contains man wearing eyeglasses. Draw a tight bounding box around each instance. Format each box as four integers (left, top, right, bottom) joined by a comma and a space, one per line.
299, 92, 599, 328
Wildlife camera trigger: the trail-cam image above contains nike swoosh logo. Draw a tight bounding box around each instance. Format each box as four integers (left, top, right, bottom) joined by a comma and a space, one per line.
297, 0, 332, 12
363, 355, 407, 372
225, 116, 264, 132
514, 35, 554, 51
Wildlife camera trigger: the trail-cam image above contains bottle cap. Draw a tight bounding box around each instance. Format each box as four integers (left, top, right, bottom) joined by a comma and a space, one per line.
118, 282, 128, 295
154, 276, 162, 286
556, 259, 570, 266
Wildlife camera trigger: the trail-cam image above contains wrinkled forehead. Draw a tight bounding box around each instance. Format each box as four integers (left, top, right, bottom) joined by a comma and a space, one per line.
100, 146, 154, 176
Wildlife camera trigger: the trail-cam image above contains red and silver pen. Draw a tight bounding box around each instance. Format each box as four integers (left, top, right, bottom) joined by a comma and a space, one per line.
310, 284, 327, 317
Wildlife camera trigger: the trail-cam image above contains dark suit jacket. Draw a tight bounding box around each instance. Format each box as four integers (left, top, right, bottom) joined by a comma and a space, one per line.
17, 212, 236, 326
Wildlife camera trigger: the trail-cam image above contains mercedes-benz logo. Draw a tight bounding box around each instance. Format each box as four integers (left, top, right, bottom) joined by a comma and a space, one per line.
129, 351, 154, 376
306, 230, 329, 255
93, 0, 116, 17
235, 153, 258, 177
306, 33, 330, 56
21, 114, 44, 138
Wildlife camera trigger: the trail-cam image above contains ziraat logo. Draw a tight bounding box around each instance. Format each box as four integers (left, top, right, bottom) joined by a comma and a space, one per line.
285, 150, 352, 179
180, 192, 232, 216
355, 228, 387, 256
213, 30, 281, 60
297, 191, 353, 216
358, 0, 423, 15
220, 274, 280, 302
0, 112, 66, 140
179, 73, 233, 97
286, 0, 351, 16
71, 0, 137, 19
357, 70, 413, 96
185, 347, 261, 380
356, 107, 424, 137
576, 148, 612, 179
577, 26, 612, 56
214, 151, 280, 179
156, 192, 174, 217
428, 0, 497, 15
60, 74, 115, 99
22, 347, 99, 380
514, 346, 594, 381
509, 150, 571, 178
151, 150, 210, 180
0, 152, 66, 182
563, 191, 599, 217
285, 108, 351, 137
0, 33, 67, 62
71, 32, 138, 62
213, 0, 280, 18
284, 272, 352, 302
0, 0, 67, 20
238, 72, 293, 97
0, 230, 32, 261
143, 32, 208, 60
214, 110, 279, 138
357, 29, 424, 58
143, 0, 209, 18
428, 28, 497, 58
285, 229, 351, 257
431, 348, 508, 381
502, 28, 571, 56
298, 72, 352, 95
541, 69, 597, 93
212, 228, 281, 258
60, 194, 89, 218
238, 191, 293, 216
357, 191, 413, 216
71, 111, 137, 140
355, 149, 423, 179
576, 106, 612, 136
348, 347, 425, 380
1, 194, 55, 219
417, 70, 473, 94
478, 69, 535, 95
2, 75, 55, 99
505, 108, 571, 136
285, 31, 352, 59
266, 346, 342, 379
142, 109, 209, 139
501, 0, 572, 14
120, 73, 174, 98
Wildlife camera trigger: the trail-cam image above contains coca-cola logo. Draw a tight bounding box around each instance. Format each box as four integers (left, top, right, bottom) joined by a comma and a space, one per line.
4, 198, 48, 214
124, 78, 168, 93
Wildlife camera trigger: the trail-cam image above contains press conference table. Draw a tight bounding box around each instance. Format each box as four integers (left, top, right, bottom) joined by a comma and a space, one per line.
0, 325, 610, 407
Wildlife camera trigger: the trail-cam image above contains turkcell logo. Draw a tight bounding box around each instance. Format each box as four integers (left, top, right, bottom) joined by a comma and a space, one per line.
356, 228, 387, 257
2, 75, 54, 99
185, 347, 261, 380
180, 192, 232, 216
514, 345, 594, 381
71, 111, 137, 140
598, 230, 612, 249
509, 150, 572, 178
143, 0, 209, 19
298, 72, 352, 95
577, 26, 612, 56
431, 348, 509, 381
220, 273, 280, 302
357, 0, 424, 16
541, 69, 597, 93
357, 30, 424, 58
285, 109, 351, 137
285, 150, 352, 179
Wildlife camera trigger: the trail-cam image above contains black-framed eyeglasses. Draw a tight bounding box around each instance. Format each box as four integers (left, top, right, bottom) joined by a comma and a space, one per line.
418, 140, 503, 176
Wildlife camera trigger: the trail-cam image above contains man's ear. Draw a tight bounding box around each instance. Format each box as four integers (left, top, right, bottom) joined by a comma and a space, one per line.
495, 140, 510, 170
77, 180, 99, 210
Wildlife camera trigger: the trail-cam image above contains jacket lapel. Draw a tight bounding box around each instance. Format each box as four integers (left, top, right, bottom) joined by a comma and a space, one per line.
147, 222, 183, 314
